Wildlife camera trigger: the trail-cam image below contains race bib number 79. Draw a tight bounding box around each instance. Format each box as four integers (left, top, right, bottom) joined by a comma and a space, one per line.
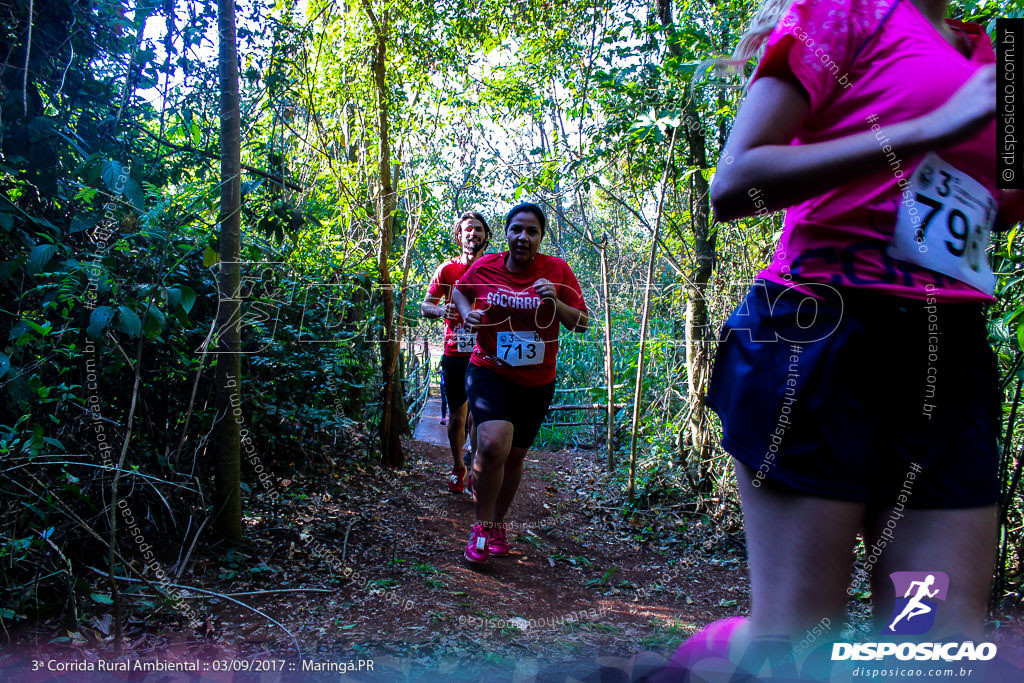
496, 331, 544, 367
888, 153, 997, 294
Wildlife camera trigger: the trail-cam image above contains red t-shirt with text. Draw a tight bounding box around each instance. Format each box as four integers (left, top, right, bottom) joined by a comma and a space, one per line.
426, 258, 472, 357
456, 252, 587, 387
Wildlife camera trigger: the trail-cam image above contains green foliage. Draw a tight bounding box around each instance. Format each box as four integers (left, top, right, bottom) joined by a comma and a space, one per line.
0, 0, 381, 626
2, 0, 1023, 637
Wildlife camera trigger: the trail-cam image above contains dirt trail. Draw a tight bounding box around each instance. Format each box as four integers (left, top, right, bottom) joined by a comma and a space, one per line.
241, 397, 751, 679
5, 398, 749, 681
10, 398, 1024, 681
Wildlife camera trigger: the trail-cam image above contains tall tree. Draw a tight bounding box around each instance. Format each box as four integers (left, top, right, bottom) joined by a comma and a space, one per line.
659, 0, 717, 475
364, 1, 409, 467
213, 0, 242, 542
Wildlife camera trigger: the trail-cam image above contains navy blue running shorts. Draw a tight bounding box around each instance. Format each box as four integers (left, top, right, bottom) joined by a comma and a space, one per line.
706, 280, 1000, 509
465, 364, 555, 449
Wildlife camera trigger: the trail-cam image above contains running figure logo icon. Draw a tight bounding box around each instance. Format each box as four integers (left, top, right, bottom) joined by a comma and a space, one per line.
885, 571, 949, 635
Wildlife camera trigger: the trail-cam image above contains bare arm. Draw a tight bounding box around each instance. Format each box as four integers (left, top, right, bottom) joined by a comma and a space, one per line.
711, 65, 998, 222
452, 288, 482, 327
421, 294, 444, 319
422, 293, 462, 321
554, 300, 589, 333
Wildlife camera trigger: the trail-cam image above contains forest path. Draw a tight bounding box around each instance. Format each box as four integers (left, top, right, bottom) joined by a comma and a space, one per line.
111, 399, 1017, 681
64, 400, 749, 681
227, 403, 750, 680
411, 397, 450, 448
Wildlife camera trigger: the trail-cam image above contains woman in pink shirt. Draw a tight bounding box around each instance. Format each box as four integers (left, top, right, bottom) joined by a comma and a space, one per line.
660, 0, 1024, 679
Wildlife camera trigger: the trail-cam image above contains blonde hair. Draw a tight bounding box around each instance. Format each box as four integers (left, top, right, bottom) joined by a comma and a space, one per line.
732, 0, 798, 64
692, 0, 796, 91
688, 0, 798, 94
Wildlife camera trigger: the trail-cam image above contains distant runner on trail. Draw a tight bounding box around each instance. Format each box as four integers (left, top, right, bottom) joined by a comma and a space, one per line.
650, 0, 1024, 680
453, 202, 589, 565
421, 211, 490, 495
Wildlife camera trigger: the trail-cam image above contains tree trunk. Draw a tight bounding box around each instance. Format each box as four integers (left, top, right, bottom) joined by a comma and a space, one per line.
549, 89, 566, 250
575, 198, 616, 472
213, 0, 242, 543
627, 130, 677, 500
396, 183, 422, 423
659, 0, 717, 486
369, 6, 408, 467
600, 239, 615, 472
627, 214, 659, 501
682, 99, 716, 483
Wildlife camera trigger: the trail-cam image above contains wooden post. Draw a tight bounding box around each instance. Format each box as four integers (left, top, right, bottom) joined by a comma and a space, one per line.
600, 238, 615, 472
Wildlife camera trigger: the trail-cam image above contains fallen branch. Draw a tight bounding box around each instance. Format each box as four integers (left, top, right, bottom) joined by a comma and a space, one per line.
86, 566, 301, 657
174, 513, 211, 582
115, 588, 333, 597
341, 515, 357, 567
2, 458, 199, 491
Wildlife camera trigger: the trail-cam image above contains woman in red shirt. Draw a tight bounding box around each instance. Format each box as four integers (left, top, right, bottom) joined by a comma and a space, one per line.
453, 203, 589, 565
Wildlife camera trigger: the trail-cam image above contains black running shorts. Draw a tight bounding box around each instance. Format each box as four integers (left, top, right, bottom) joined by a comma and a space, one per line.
465, 364, 555, 449
440, 354, 470, 409
707, 280, 1001, 509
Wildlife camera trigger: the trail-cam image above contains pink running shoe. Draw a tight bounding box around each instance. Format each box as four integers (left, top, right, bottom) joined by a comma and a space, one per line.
648, 616, 747, 682
464, 524, 491, 564
488, 525, 510, 556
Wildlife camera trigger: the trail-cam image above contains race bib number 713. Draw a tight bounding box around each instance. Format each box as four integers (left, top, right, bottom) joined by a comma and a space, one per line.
496, 331, 544, 367
888, 153, 997, 294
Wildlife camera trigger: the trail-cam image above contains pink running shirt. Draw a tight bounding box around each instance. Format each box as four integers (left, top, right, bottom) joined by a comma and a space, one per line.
753, 0, 1016, 302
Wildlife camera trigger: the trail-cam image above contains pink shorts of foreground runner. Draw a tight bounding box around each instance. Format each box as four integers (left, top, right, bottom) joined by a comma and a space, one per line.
644, 617, 746, 682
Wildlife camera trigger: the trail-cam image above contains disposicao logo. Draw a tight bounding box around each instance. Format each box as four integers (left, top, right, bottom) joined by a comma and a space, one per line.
831, 571, 997, 663
886, 571, 948, 635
